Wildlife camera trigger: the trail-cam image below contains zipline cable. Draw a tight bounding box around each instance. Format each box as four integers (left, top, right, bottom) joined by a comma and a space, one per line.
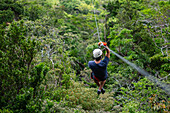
92, 0, 101, 41
103, 45, 170, 95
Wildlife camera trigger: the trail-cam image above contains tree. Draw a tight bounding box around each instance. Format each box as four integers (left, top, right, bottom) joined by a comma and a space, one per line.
0, 0, 23, 23
0, 20, 48, 110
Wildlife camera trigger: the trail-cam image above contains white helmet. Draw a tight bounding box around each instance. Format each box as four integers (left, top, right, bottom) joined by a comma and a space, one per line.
93, 49, 102, 58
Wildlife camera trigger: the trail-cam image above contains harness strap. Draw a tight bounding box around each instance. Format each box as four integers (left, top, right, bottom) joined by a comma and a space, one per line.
94, 75, 100, 82
91, 72, 100, 82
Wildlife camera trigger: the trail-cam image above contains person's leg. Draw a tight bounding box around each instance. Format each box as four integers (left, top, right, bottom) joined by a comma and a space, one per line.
93, 79, 102, 95
91, 73, 100, 87
93, 79, 100, 87
99, 80, 106, 90
91, 73, 104, 95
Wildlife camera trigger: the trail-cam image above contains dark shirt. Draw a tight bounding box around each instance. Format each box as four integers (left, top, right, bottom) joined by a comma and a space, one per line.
88, 56, 109, 80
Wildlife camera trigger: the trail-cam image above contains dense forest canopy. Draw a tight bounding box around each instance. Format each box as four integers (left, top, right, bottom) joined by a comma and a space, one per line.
0, 0, 169, 112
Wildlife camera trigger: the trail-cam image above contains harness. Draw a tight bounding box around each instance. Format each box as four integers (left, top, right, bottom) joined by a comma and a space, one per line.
91, 72, 104, 82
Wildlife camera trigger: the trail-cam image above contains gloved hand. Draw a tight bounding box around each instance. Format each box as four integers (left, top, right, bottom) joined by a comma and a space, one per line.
98, 42, 107, 46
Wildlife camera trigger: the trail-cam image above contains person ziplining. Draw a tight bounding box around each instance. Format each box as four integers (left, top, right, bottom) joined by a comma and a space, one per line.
90, 0, 170, 96
88, 41, 170, 96
88, 42, 110, 95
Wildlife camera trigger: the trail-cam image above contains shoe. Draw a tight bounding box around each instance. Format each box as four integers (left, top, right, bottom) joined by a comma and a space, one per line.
97, 90, 101, 95
101, 88, 105, 94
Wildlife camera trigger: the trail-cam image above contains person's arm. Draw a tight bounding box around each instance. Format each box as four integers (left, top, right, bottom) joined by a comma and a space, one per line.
105, 46, 110, 59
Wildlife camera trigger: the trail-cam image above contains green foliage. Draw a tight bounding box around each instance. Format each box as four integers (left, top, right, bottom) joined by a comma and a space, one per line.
21, 0, 52, 21
30, 63, 49, 90
61, 73, 72, 89
110, 28, 133, 47
150, 54, 170, 80
0, 9, 14, 24
0, 109, 13, 113
77, 1, 93, 14
26, 5, 43, 21
120, 78, 169, 112
103, 0, 120, 17
50, 82, 114, 111
59, 0, 80, 14
12, 87, 34, 112
0, 0, 169, 112
0, 0, 24, 23
122, 101, 145, 113
0, 20, 49, 112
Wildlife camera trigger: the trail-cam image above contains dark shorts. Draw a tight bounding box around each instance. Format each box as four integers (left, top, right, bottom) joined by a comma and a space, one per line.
91, 72, 107, 82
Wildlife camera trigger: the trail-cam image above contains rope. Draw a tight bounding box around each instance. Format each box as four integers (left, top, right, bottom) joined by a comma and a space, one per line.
92, 0, 101, 41
103, 46, 170, 95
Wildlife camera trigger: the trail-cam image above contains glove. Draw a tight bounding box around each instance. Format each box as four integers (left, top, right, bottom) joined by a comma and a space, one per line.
98, 42, 107, 46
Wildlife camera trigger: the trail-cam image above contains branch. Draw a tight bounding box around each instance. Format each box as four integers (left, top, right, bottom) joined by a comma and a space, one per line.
74, 60, 85, 68
147, 29, 160, 48
160, 74, 170, 81
41, 48, 44, 62
49, 57, 54, 70
160, 27, 168, 56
